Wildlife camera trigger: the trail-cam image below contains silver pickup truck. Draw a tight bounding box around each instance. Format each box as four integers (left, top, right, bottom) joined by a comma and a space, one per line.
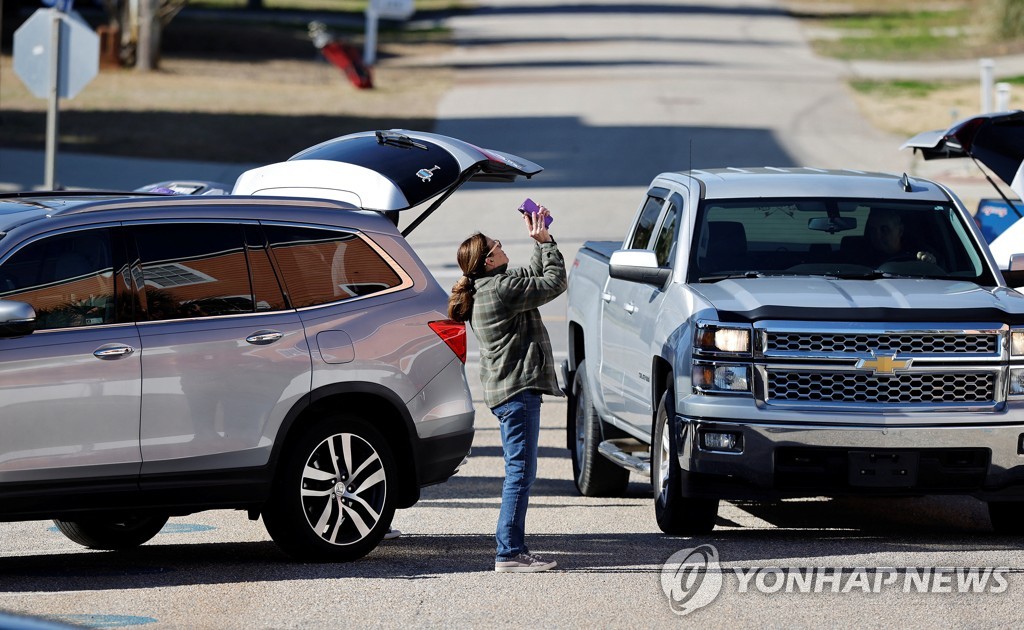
563, 167, 1024, 535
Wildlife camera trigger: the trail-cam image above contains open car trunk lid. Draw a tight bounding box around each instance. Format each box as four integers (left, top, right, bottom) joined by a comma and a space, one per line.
232, 130, 542, 233
901, 110, 1024, 198
902, 111, 1024, 272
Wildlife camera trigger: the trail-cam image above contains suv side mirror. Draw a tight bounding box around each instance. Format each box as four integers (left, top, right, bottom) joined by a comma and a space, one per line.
0, 300, 36, 337
609, 249, 672, 286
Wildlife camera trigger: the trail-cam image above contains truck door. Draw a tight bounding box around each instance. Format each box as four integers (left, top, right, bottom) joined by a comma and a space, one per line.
599, 190, 668, 419
619, 194, 683, 430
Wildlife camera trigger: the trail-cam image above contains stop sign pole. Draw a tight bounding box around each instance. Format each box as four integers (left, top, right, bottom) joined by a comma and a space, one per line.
44, 10, 61, 189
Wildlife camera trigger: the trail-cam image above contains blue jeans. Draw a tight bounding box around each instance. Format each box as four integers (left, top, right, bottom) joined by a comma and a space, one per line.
491, 390, 542, 561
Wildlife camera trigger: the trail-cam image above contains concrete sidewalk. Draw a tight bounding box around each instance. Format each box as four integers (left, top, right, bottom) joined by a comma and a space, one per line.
842, 53, 1024, 82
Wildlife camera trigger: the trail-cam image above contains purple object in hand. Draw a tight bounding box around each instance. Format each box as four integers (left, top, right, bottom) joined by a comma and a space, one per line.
518, 198, 553, 227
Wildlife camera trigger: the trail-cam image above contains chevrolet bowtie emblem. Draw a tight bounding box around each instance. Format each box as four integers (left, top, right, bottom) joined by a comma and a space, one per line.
856, 352, 912, 376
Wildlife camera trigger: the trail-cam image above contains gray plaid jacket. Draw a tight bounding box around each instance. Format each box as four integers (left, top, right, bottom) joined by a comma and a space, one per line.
469, 240, 567, 408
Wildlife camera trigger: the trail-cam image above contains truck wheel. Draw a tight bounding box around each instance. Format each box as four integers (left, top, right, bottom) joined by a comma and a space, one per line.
570, 361, 630, 497
988, 501, 1024, 534
262, 415, 397, 561
53, 515, 169, 550
652, 387, 718, 535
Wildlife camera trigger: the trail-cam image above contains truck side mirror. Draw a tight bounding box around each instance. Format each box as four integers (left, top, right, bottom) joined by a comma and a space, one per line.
0, 300, 36, 338
609, 250, 672, 286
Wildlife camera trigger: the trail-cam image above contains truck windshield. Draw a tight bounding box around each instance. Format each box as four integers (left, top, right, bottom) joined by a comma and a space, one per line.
689, 198, 996, 285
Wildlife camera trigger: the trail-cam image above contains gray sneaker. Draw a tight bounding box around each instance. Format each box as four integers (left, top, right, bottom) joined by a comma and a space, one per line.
494, 553, 558, 573
383, 528, 401, 540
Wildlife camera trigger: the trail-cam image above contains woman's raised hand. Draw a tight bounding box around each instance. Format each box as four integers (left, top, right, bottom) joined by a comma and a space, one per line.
525, 205, 553, 243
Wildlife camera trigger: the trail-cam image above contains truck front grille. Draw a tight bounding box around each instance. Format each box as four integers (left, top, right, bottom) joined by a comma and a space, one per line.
767, 370, 996, 405
765, 332, 997, 355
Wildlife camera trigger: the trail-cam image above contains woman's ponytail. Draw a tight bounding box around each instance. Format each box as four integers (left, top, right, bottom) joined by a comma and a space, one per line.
447, 233, 489, 322
448, 275, 475, 322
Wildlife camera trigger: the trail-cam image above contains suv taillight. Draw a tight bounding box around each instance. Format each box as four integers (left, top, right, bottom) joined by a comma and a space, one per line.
429, 320, 467, 363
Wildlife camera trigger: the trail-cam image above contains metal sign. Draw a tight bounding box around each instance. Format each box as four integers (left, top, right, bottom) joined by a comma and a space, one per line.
41, 0, 75, 13
12, 7, 100, 188
368, 0, 415, 20
13, 8, 99, 100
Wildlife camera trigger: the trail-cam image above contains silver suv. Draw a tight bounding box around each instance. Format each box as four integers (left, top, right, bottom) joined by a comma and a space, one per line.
0, 130, 542, 561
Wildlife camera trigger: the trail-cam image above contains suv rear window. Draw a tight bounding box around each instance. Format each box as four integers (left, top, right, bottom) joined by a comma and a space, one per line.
263, 225, 404, 308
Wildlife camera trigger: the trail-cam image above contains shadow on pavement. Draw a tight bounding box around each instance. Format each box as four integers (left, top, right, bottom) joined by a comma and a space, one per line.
0, 522, 1016, 592
447, 119, 797, 189
464, 3, 788, 18
0, 111, 436, 166
2, 111, 796, 188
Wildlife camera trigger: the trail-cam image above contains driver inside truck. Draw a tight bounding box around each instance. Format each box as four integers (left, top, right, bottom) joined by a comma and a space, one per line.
864, 208, 938, 266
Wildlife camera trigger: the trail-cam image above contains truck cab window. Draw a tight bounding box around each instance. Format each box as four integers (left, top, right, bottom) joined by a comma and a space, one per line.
653, 202, 680, 267
628, 195, 665, 250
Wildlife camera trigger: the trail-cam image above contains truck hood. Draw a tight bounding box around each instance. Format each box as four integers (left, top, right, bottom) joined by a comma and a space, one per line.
691, 277, 1024, 323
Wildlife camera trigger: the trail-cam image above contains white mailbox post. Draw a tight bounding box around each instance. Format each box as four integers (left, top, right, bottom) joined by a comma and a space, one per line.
364, 0, 415, 66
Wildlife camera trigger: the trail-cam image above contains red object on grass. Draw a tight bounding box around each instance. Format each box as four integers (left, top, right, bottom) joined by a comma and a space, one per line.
321, 41, 373, 89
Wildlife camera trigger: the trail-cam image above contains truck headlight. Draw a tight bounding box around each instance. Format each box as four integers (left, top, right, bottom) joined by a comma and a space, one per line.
1012, 330, 1024, 357
692, 362, 750, 393
1010, 368, 1024, 396
695, 323, 753, 355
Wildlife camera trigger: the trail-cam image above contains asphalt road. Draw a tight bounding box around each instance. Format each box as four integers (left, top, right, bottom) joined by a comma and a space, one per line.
2, 1, 1023, 628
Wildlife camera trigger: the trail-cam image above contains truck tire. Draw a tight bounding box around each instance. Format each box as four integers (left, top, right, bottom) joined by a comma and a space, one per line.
53, 515, 168, 550
262, 414, 397, 561
988, 501, 1024, 534
652, 386, 718, 535
570, 361, 630, 497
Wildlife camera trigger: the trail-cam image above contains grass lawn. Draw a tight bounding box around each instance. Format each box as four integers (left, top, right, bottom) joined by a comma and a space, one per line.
784, 0, 1024, 137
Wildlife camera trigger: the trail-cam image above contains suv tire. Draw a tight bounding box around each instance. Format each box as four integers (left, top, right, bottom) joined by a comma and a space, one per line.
570, 361, 630, 497
53, 515, 169, 550
652, 384, 718, 535
262, 415, 397, 561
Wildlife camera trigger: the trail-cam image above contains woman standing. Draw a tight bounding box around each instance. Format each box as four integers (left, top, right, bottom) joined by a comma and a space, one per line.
448, 206, 567, 573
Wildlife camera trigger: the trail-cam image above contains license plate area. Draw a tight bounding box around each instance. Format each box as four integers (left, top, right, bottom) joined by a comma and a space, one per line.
848, 450, 920, 488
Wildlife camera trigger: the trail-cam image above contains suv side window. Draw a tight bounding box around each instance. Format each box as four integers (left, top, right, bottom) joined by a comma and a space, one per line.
132, 223, 255, 321
263, 225, 403, 308
0, 228, 116, 330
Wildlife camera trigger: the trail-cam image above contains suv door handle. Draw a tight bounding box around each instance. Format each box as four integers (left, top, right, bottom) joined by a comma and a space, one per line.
246, 330, 284, 345
624, 302, 638, 314
93, 344, 136, 360
601, 292, 614, 303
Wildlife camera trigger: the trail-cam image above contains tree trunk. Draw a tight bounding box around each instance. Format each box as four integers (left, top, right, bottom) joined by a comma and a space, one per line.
136, 0, 161, 71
